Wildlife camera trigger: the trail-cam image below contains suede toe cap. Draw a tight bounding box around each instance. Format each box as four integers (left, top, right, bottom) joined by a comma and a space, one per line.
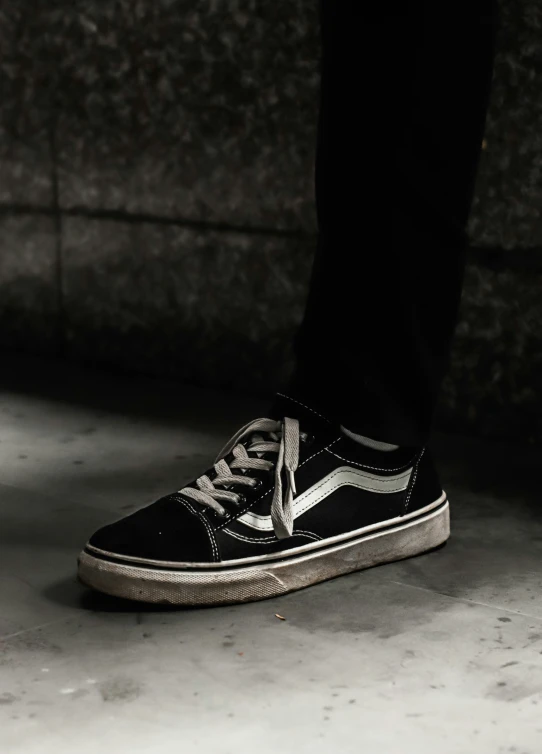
88, 494, 217, 563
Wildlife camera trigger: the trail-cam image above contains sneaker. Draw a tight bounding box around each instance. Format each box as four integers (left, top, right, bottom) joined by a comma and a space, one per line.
78, 394, 449, 605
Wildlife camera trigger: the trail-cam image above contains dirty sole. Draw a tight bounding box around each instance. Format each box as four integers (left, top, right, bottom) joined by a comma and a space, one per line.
78, 499, 450, 606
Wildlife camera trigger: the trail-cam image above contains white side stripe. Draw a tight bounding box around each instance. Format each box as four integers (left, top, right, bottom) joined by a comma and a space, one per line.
236, 465, 412, 532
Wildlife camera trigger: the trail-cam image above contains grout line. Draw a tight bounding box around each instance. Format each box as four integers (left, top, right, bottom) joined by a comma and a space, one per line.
0, 616, 72, 643
389, 580, 542, 621
0, 202, 313, 240
2, 199, 540, 271
48, 118, 66, 356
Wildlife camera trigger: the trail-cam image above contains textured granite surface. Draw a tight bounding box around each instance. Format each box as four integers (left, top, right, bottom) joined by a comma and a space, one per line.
437, 260, 542, 443
0, 135, 53, 206
60, 216, 542, 442
1, 0, 542, 443
0, 215, 59, 351
0, 2, 54, 205
61, 217, 312, 390
53, 0, 319, 230
468, 1, 542, 248
0, 0, 541, 240
0, 210, 541, 442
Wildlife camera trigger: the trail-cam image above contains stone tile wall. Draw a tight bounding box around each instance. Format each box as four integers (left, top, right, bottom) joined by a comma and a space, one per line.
1, 1, 541, 441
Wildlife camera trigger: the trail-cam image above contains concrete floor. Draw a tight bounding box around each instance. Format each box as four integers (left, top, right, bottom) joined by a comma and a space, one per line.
1, 357, 541, 754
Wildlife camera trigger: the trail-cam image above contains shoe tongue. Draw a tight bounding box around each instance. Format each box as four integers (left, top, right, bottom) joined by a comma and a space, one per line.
245, 432, 272, 461
222, 399, 335, 480
268, 393, 336, 434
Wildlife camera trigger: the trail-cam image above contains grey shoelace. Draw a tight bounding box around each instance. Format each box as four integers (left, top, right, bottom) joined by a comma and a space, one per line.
179, 417, 301, 539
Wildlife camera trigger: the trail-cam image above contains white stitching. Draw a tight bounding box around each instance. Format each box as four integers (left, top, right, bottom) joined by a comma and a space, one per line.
177, 498, 219, 562
297, 436, 341, 470
178, 499, 219, 561
293, 478, 409, 521
223, 529, 277, 543
214, 438, 341, 531
295, 529, 322, 541
244, 465, 412, 526
404, 448, 424, 514
215, 488, 272, 531
276, 393, 333, 423
326, 446, 416, 473
223, 528, 321, 544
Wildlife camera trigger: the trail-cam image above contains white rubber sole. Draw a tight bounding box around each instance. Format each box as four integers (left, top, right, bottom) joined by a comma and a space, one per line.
78, 501, 450, 606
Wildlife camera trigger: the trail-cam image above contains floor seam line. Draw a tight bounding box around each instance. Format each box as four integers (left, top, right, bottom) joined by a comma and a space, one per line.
0, 616, 72, 642
389, 580, 542, 621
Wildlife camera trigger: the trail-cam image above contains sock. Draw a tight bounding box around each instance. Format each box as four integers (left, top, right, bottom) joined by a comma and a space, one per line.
341, 426, 399, 452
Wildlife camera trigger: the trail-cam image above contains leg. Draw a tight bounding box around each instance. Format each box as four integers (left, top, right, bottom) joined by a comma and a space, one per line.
80, 3, 498, 605
289, 1, 499, 446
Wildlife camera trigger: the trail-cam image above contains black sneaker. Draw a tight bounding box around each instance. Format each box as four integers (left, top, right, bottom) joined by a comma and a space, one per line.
78, 395, 449, 606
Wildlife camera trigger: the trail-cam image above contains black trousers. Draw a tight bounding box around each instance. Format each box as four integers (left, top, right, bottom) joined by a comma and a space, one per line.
288, 2, 499, 446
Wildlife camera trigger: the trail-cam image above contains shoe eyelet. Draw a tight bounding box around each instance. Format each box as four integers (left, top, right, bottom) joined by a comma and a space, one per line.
251, 479, 263, 491
302, 433, 315, 446
216, 508, 228, 519
236, 493, 246, 506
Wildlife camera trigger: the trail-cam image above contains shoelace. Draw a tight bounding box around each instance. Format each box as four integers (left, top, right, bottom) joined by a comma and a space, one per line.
179, 417, 301, 539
